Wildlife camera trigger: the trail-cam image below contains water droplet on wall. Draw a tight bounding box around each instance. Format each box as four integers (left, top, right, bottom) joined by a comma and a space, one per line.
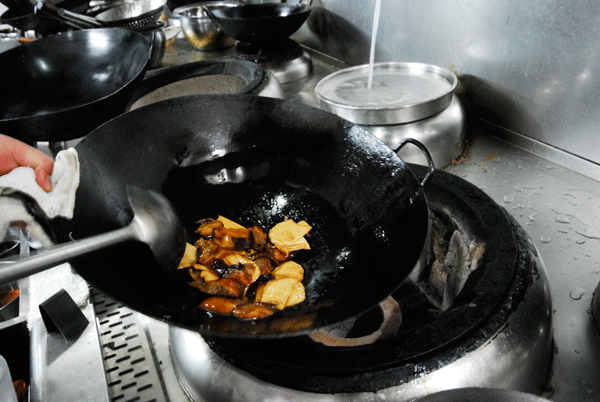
579, 379, 595, 394
570, 288, 586, 300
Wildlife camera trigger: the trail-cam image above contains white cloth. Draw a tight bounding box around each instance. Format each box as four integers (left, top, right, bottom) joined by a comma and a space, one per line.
0, 148, 79, 220
0, 148, 89, 330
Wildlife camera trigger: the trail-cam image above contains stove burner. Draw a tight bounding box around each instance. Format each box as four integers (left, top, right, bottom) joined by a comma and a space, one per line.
235, 39, 304, 64
197, 165, 553, 395
308, 297, 402, 347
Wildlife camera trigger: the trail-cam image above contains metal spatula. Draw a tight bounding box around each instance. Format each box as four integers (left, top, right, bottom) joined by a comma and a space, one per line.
0, 186, 186, 286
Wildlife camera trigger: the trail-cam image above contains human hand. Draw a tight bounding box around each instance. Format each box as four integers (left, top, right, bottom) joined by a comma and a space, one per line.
0, 134, 54, 192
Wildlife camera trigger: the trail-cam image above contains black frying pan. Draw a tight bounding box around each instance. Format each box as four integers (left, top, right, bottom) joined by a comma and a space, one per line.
204, 1, 312, 44
58, 94, 430, 338
0, 28, 149, 143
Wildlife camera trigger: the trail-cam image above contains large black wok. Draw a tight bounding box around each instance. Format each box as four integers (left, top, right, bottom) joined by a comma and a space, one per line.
204, 1, 312, 44
60, 95, 429, 338
0, 28, 149, 143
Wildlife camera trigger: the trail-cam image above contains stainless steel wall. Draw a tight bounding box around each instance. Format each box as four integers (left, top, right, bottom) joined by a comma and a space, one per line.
293, 0, 600, 165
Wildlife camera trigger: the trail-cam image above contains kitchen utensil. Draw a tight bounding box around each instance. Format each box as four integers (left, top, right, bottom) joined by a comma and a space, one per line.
35, 1, 103, 29
129, 20, 166, 69
51, 94, 432, 338
0, 3, 71, 34
0, 186, 186, 287
36, 0, 165, 29
86, 0, 133, 15
315, 62, 458, 125
202, 0, 312, 44
127, 59, 284, 110
173, 1, 241, 51
94, 0, 166, 28
0, 28, 149, 143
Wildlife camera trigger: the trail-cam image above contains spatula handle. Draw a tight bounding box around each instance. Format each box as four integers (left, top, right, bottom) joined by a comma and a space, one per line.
0, 225, 134, 286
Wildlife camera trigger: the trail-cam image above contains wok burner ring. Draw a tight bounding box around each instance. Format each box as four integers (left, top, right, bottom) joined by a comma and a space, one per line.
169, 166, 554, 400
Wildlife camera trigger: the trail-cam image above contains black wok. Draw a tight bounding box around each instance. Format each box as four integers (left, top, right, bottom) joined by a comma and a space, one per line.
0, 28, 149, 143
59, 94, 429, 338
204, 0, 312, 44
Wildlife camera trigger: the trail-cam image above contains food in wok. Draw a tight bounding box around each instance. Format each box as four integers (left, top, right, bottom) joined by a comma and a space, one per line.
178, 216, 312, 319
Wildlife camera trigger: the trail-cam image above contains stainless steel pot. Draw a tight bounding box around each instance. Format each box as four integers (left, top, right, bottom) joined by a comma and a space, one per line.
315, 62, 465, 168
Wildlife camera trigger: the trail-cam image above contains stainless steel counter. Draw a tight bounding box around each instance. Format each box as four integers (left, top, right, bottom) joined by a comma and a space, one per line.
443, 129, 600, 402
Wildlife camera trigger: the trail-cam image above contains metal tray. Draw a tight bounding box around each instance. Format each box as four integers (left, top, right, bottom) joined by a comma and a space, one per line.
315, 62, 457, 125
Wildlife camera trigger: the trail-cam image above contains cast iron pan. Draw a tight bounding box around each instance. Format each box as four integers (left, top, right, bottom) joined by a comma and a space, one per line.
205, 1, 312, 44
0, 28, 149, 143
126, 59, 270, 110
58, 94, 429, 338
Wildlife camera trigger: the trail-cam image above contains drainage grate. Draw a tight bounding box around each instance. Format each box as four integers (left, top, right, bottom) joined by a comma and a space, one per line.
92, 289, 169, 402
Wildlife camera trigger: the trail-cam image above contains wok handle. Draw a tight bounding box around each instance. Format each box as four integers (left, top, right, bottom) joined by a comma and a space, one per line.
0, 225, 135, 287
393, 138, 435, 187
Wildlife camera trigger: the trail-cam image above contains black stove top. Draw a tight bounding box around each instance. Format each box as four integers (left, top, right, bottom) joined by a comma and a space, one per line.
234, 39, 305, 64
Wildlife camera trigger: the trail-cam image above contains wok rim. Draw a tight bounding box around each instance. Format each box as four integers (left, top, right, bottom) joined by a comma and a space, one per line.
0, 28, 149, 124
66, 94, 430, 338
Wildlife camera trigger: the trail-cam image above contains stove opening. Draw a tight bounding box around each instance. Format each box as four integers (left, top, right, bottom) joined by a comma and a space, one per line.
308, 207, 486, 347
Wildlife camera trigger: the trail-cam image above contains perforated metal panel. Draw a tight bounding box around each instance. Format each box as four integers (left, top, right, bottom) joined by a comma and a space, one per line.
92, 289, 169, 402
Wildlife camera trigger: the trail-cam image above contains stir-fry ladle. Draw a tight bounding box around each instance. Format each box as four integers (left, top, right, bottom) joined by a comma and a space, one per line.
0, 186, 186, 286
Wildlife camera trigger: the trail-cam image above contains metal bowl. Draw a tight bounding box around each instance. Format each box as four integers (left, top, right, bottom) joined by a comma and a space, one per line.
173, 1, 242, 51
95, 0, 166, 28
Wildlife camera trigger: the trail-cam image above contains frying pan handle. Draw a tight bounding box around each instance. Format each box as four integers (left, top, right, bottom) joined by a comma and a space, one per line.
393, 138, 435, 187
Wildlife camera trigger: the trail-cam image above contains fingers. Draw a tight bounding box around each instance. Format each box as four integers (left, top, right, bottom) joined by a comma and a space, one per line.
33, 153, 54, 193
0, 134, 55, 192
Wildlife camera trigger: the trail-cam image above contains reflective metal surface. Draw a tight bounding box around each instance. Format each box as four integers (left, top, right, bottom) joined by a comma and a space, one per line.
173, 1, 241, 51
294, 0, 600, 171
363, 96, 465, 168
166, 180, 553, 401
412, 387, 552, 402
315, 62, 457, 125
265, 49, 313, 83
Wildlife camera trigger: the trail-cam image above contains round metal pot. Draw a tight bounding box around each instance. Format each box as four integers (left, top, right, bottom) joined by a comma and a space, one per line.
366, 96, 466, 168
315, 62, 465, 168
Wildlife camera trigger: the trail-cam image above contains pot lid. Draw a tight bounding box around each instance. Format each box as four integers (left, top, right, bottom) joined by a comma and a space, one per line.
315, 62, 457, 125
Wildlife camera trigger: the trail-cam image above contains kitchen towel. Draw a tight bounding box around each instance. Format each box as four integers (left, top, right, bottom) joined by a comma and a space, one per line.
0, 148, 89, 330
